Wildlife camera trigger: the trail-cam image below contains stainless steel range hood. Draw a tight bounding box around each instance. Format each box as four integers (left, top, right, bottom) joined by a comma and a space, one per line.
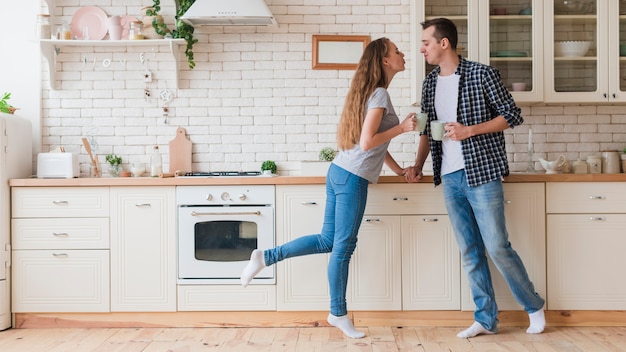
180, 0, 277, 26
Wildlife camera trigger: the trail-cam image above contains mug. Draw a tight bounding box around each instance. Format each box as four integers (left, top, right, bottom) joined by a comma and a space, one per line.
430, 121, 446, 141
415, 113, 428, 133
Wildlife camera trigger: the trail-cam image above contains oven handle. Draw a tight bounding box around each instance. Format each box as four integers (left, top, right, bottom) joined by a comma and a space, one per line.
191, 211, 261, 216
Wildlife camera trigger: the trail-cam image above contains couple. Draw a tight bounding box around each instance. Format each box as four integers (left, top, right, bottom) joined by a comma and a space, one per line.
242, 18, 546, 340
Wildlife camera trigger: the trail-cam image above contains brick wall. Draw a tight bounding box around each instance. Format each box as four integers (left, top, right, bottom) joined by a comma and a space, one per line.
41, 0, 626, 176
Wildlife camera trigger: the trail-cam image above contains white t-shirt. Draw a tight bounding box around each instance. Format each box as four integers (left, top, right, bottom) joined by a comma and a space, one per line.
435, 74, 465, 176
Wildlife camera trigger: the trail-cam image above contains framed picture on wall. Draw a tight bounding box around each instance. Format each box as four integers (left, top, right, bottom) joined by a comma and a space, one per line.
312, 35, 371, 70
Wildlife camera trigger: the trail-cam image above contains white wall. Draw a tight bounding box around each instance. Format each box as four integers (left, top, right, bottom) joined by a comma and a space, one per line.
3, 0, 626, 176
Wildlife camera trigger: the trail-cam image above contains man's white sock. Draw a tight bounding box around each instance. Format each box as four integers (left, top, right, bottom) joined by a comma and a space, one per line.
327, 314, 365, 339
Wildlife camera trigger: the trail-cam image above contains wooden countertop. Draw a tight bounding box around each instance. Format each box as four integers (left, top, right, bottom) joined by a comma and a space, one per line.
8, 173, 626, 187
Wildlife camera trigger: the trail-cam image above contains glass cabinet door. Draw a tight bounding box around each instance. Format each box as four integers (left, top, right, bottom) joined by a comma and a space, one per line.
611, 0, 626, 100
481, 0, 544, 102
545, 0, 614, 102
410, 0, 479, 104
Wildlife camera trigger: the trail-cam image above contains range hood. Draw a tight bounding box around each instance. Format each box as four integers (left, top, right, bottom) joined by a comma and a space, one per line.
180, 0, 277, 26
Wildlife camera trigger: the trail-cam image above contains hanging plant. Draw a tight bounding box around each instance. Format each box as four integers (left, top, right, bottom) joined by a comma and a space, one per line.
149, 0, 198, 69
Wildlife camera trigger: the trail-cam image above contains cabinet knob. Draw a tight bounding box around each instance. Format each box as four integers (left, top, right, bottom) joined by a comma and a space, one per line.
135, 203, 151, 207
392, 197, 409, 201
589, 195, 606, 200
422, 217, 439, 222
301, 201, 318, 205
588, 216, 606, 221
52, 200, 69, 205
52, 232, 69, 237
365, 218, 381, 222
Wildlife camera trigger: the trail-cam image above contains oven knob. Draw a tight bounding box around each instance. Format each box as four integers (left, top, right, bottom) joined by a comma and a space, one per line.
238, 194, 247, 201
221, 192, 230, 201
205, 194, 213, 201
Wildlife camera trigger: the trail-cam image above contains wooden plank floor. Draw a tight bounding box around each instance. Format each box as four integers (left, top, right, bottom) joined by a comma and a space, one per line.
1, 326, 625, 351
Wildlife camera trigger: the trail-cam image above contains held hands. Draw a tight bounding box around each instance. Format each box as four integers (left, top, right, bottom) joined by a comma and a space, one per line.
404, 165, 423, 183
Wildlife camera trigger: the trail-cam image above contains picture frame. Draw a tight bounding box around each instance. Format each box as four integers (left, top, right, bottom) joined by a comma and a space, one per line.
312, 35, 371, 70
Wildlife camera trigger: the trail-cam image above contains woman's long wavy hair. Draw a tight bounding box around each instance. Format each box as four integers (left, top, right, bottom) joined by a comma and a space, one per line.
337, 37, 390, 150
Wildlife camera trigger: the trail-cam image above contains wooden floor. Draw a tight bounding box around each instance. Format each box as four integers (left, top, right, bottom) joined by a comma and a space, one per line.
1, 325, 625, 351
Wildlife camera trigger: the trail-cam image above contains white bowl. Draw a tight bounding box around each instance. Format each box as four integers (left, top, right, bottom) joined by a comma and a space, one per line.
554, 41, 592, 57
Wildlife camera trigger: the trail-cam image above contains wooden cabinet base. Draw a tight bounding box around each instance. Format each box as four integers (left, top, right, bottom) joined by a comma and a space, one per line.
13, 311, 626, 329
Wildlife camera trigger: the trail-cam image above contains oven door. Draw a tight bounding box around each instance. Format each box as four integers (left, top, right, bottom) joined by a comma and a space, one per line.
178, 205, 275, 284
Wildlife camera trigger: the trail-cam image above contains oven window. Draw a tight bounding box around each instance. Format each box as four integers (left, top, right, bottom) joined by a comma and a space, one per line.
194, 220, 258, 261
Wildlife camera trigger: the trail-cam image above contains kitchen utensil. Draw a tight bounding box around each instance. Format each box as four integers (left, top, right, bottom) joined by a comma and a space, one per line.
168, 127, 192, 173
71, 6, 108, 40
554, 41, 592, 57
81, 137, 100, 177
601, 150, 620, 173
538, 155, 565, 174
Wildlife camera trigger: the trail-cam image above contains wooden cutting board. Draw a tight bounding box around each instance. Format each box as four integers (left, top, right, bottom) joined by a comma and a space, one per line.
168, 127, 192, 173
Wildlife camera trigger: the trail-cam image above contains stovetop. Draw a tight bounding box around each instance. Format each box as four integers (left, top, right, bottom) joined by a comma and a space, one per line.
181, 171, 262, 177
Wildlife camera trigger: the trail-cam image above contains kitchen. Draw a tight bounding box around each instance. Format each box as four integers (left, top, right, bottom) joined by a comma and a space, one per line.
2, 0, 626, 342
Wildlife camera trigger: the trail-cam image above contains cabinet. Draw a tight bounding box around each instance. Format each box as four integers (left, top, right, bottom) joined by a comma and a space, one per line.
11, 187, 110, 312
40, 0, 185, 89
276, 183, 458, 311
110, 187, 176, 312
365, 184, 458, 310
461, 183, 546, 311
546, 182, 626, 309
411, 0, 544, 103
544, 0, 626, 102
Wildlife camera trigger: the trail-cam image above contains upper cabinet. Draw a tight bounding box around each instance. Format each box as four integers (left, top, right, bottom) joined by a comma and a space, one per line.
411, 0, 544, 104
544, 0, 626, 102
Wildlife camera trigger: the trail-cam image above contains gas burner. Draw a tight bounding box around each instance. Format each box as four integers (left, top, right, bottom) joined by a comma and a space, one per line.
183, 171, 262, 177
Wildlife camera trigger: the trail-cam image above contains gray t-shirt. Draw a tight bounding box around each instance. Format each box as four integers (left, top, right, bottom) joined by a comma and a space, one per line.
333, 87, 399, 183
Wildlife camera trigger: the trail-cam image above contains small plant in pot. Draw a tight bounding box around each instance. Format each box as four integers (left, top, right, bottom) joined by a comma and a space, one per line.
0, 92, 17, 114
105, 154, 123, 177
148, 0, 198, 69
261, 160, 277, 175
319, 147, 336, 161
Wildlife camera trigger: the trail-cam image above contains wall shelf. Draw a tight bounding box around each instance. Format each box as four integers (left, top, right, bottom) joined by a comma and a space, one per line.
40, 39, 185, 89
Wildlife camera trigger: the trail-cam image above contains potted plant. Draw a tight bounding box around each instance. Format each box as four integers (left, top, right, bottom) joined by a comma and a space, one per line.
105, 154, 123, 177
318, 147, 336, 162
261, 160, 277, 175
301, 147, 336, 176
148, 0, 198, 69
0, 92, 17, 114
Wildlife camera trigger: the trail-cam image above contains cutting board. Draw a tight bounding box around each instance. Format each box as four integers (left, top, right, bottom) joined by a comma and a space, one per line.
169, 127, 192, 173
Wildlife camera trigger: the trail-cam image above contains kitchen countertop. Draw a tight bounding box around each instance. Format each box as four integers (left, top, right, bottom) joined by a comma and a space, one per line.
8, 173, 626, 187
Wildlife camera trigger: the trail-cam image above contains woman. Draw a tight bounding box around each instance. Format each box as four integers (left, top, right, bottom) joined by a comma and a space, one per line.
241, 37, 416, 339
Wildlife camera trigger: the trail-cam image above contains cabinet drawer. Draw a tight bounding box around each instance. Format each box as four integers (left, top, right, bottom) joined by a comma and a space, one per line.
12, 218, 109, 250
12, 249, 110, 312
12, 187, 109, 218
366, 184, 446, 215
546, 182, 626, 213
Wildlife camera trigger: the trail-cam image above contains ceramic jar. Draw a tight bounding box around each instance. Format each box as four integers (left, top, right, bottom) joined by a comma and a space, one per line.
601, 150, 620, 174
573, 159, 588, 174
586, 155, 602, 174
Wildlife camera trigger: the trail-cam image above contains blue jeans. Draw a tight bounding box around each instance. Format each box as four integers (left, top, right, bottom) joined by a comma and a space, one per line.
441, 169, 545, 331
264, 163, 369, 316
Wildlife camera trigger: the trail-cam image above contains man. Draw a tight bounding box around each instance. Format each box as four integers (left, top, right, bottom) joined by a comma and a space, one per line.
406, 18, 546, 338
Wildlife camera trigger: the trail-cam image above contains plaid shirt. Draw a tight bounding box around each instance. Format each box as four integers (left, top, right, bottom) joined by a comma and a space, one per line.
421, 56, 523, 187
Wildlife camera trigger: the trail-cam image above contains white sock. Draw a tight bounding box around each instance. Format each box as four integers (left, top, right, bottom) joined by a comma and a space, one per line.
327, 314, 365, 339
240, 249, 266, 287
456, 321, 496, 338
527, 309, 546, 334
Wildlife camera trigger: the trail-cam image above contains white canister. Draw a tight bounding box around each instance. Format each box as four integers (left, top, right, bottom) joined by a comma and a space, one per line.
572, 159, 588, 174
601, 150, 620, 174
586, 155, 602, 174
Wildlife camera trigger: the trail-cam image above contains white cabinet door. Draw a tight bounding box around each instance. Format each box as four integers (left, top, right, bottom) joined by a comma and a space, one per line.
349, 216, 402, 310
402, 215, 460, 310
547, 214, 626, 309
110, 187, 176, 312
461, 183, 546, 311
276, 185, 329, 310
12, 250, 109, 312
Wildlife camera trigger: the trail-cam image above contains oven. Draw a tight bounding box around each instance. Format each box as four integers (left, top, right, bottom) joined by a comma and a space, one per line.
177, 184, 275, 285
